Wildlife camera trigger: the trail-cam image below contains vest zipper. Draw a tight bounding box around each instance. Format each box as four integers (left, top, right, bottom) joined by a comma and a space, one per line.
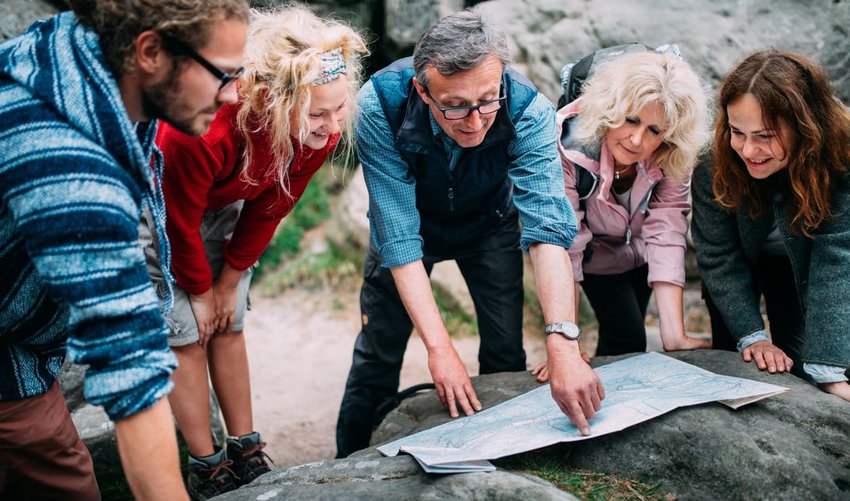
448, 171, 455, 212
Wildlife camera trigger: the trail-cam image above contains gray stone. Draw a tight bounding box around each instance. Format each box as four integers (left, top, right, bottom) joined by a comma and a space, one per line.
72, 403, 115, 442
58, 362, 87, 412
372, 350, 850, 500
385, 0, 465, 48
325, 165, 370, 254
71, 403, 123, 477
214, 454, 577, 500
0, 0, 59, 41
477, 0, 850, 104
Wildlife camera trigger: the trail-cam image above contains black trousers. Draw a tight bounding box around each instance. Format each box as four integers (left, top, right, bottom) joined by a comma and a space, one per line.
581, 264, 652, 356
335, 219, 526, 458
702, 253, 806, 378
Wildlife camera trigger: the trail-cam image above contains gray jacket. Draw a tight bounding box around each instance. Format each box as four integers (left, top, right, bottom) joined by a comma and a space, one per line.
691, 159, 850, 369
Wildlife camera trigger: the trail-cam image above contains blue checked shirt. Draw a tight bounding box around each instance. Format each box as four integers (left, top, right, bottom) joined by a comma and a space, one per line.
357, 79, 577, 268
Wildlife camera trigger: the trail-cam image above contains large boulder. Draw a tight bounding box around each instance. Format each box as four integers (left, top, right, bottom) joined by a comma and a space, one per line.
214, 454, 577, 500
370, 350, 850, 500
385, 0, 465, 50
0, 0, 60, 41
477, 0, 850, 103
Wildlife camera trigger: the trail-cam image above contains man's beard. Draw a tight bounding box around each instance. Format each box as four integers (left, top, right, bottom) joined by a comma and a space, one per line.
142, 72, 219, 136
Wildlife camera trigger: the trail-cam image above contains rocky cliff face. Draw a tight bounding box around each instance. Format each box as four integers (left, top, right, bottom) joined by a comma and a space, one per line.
0, 0, 60, 41
476, 0, 850, 103
7, 1, 847, 102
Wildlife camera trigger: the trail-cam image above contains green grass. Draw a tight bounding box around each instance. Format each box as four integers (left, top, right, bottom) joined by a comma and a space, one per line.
260, 241, 361, 294
495, 451, 664, 500
432, 285, 478, 338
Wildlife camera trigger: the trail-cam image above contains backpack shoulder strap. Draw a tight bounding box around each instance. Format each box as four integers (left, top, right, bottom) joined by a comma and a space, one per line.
560, 113, 600, 201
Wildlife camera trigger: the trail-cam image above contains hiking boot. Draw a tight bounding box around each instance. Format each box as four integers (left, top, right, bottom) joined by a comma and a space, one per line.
226, 432, 273, 485
186, 457, 239, 501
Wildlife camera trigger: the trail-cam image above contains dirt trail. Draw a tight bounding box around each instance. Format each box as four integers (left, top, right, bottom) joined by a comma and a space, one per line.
244, 286, 549, 467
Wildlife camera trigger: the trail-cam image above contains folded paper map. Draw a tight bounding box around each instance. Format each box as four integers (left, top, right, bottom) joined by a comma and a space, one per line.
378, 352, 788, 473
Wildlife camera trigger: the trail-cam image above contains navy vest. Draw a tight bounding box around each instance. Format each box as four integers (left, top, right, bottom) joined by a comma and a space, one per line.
370, 57, 538, 254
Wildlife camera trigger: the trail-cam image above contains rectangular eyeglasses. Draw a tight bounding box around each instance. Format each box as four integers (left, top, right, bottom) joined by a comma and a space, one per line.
163, 35, 244, 91
423, 86, 506, 120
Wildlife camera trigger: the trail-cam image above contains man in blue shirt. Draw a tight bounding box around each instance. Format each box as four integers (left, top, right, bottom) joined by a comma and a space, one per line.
0, 1, 248, 498
336, 9, 605, 458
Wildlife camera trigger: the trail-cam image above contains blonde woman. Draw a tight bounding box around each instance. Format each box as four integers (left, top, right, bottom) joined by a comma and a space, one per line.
149, 5, 367, 498
547, 50, 710, 366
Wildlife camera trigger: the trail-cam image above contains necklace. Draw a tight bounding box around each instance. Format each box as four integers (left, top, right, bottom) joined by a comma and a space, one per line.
614, 163, 635, 180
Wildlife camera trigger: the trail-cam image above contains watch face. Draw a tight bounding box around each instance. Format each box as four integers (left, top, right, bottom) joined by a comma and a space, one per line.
559, 328, 579, 340
546, 322, 580, 340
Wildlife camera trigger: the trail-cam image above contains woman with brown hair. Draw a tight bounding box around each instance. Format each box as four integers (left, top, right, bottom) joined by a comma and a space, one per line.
692, 49, 850, 401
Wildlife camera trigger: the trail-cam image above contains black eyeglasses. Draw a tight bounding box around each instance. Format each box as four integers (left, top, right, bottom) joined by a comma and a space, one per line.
162, 36, 244, 91
422, 86, 506, 120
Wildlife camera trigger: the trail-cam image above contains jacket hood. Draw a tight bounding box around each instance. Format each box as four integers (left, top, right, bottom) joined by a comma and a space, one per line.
0, 12, 156, 181
0, 11, 174, 313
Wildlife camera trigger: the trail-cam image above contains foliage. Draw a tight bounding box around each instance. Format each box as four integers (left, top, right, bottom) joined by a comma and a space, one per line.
495, 451, 665, 501
260, 241, 360, 294
432, 285, 478, 338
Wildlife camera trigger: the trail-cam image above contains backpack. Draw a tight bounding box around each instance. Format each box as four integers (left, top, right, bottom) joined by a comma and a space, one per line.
558, 43, 684, 201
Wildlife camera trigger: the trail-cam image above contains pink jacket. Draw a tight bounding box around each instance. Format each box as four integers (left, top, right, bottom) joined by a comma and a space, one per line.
556, 100, 689, 287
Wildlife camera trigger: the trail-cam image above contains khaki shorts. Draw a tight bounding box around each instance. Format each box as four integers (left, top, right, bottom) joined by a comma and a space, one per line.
140, 201, 253, 347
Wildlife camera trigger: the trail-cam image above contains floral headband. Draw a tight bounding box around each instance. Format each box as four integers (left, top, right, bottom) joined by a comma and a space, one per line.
313, 48, 346, 86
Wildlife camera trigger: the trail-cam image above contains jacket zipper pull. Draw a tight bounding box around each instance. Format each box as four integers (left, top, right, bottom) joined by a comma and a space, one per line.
625, 224, 632, 245
448, 187, 455, 212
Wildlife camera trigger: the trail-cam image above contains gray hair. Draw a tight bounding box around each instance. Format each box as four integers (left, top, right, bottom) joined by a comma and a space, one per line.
413, 9, 511, 86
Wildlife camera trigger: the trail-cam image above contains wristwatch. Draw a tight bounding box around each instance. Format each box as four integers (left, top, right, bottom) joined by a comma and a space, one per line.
544, 321, 581, 341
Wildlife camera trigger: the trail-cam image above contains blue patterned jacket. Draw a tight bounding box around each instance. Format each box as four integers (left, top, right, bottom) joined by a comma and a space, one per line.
0, 12, 176, 419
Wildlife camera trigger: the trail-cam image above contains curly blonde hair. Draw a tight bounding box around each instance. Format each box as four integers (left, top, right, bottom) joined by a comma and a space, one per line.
235, 5, 369, 193
574, 51, 710, 180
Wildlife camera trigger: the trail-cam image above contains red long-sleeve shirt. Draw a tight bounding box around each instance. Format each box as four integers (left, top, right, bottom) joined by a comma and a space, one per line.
157, 103, 339, 295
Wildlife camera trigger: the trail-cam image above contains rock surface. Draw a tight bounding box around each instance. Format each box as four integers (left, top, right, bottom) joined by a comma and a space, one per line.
0, 0, 59, 41
215, 454, 577, 500
477, 0, 850, 104
385, 0, 464, 48
369, 350, 850, 500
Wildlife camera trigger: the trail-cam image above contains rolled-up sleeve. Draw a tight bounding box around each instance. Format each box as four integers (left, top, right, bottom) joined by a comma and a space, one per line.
356, 81, 424, 267
507, 94, 577, 251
